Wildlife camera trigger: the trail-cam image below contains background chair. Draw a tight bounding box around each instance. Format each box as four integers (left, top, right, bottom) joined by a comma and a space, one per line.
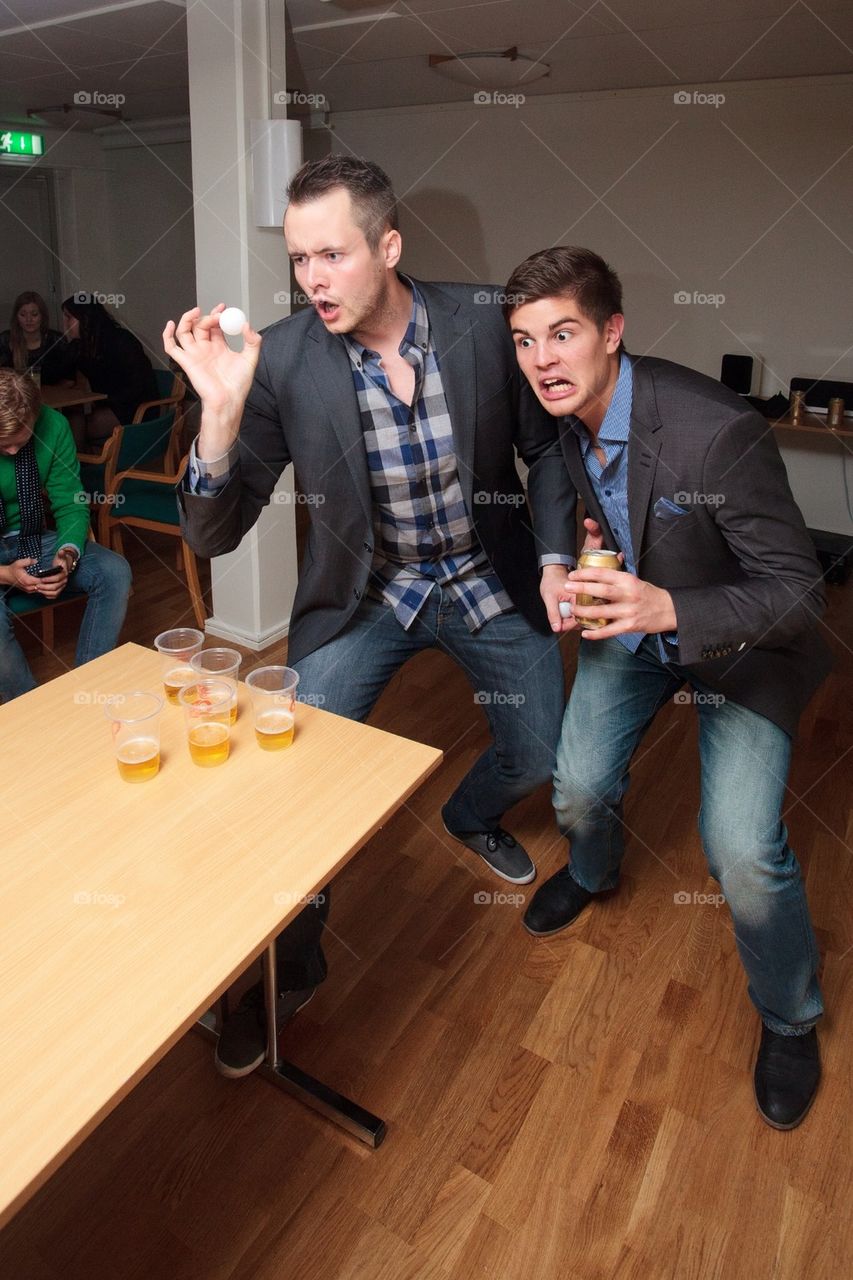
77, 407, 179, 543
102, 454, 206, 629
135, 371, 187, 469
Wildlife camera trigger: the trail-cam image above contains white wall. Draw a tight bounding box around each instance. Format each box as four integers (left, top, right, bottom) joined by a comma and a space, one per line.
103, 138, 197, 369
1, 121, 197, 370
326, 74, 853, 533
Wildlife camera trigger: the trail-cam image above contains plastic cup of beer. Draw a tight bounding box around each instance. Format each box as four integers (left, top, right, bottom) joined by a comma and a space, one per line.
245, 665, 300, 751
154, 628, 204, 704
105, 691, 163, 783
178, 679, 233, 767
190, 647, 241, 723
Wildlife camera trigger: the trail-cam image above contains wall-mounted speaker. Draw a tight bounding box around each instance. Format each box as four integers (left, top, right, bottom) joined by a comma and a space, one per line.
720, 353, 753, 395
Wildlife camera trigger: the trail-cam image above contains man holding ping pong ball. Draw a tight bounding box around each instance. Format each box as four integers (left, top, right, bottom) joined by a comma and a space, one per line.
165, 156, 577, 1078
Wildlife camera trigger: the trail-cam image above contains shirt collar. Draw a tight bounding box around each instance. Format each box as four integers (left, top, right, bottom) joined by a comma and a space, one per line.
570, 352, 633, 453
342, 274, 429, 365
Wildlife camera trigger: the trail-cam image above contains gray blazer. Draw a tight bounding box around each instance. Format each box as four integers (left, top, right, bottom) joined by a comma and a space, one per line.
179, 280, 576, 665
557, 354, 832, 736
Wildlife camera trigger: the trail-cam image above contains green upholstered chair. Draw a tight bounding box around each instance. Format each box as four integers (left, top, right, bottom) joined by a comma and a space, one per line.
103, 453, 205, 629
135, 371, 187, 469
78, 408, 178, 543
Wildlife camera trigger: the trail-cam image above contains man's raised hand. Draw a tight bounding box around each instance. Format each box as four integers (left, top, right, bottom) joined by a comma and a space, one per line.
163, 304, 262, 456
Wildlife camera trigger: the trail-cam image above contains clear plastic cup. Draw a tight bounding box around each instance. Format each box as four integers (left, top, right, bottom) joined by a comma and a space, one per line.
245, 665, 300, 751
154, 628, 204, 704
190, 647, 242, 723
178, 679, 233, 767
104, 691, 163, 782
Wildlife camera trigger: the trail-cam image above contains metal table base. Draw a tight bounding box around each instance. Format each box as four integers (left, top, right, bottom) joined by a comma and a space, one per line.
195, 942, 386, 1149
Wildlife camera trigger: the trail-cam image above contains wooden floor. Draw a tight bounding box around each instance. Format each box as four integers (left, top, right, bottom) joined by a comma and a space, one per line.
3, 527, 852, 1279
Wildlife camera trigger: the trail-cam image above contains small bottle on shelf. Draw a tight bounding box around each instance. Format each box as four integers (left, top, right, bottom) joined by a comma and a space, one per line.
827, 397, 846, 429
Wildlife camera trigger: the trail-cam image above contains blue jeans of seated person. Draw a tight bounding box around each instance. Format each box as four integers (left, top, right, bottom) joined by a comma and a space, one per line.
553, 634, 823, 1037
0, 533, 132, 702
273, 589, 565, 991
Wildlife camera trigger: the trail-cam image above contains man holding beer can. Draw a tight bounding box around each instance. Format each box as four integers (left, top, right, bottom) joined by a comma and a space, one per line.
504, 246, 831, 1130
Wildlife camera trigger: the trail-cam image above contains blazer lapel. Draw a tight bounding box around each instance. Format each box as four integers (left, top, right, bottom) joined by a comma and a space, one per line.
557, 421, 618, 551
626, 358, 663, 564
306, 319, 372, 528
420, 284, 477, 513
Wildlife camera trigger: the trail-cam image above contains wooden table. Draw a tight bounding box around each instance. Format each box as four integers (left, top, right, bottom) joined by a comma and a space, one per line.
0, 643, 442, 1228
41, 381, 108, 411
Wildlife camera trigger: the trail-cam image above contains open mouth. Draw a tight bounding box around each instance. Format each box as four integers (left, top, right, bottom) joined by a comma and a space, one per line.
314, 299, 342, 323
539, 377, 576, 400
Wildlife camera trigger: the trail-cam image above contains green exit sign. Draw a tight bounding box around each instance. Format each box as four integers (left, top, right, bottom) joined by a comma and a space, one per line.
0, 131, 44, 158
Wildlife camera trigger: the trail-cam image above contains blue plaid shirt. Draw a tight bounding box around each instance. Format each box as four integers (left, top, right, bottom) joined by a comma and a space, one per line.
341, 279, 512, 632
188, 280, 514, 633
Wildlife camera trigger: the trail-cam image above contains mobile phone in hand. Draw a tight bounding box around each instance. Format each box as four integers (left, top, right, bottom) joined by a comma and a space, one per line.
27, 563, 65, 578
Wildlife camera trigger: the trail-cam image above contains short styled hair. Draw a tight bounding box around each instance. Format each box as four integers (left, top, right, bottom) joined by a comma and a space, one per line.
0, 368, 40, 440
287, 156, 398, 251
504, 246, 624, 329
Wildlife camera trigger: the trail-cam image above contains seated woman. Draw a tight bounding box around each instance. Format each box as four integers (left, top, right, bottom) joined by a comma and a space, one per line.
0, 291, 75, 386
0, 370, 132, 702
61, 294, 159, 446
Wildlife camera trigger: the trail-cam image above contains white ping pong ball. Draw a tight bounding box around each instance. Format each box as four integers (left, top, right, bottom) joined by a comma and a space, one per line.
219, 307, 247, 336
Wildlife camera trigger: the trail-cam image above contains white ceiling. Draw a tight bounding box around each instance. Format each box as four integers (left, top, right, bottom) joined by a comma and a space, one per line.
1, 0, 852, 129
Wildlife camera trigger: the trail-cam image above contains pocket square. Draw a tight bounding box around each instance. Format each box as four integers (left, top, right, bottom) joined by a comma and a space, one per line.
654, 496, 690, 519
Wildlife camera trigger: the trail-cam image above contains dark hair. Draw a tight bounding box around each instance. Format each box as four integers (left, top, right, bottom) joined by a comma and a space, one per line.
503, 246, 624, 330
9, 291, 50, 373
61, 293, 122, 360
0, 368, 40, 439
286, 156, 398, 251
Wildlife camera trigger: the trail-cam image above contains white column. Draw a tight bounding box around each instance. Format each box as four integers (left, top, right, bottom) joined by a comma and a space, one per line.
185, 0, 299, 648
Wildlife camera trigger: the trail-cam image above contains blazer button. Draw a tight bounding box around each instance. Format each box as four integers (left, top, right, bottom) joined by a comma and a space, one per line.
363, 542, 373, 553
353, 588, 361, 600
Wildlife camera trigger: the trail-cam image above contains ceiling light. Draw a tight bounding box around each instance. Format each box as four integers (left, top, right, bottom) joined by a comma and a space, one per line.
429, 47, 549, 89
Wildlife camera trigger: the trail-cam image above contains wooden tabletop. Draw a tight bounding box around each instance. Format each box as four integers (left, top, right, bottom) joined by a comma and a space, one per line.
41, 382, 108, 410
0, 643, 442, 1227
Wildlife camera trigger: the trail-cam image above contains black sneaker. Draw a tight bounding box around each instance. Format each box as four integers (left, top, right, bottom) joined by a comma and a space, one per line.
442, 815, 536, 884
214, 982, 315, 1079
754, 1025, 820, 1129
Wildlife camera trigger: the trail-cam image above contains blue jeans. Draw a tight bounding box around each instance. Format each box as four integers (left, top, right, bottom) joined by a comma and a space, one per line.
0, 533, 132, 701
554, 635, 823, 1036
295, 591, 565, 832
272, 591, 565, 990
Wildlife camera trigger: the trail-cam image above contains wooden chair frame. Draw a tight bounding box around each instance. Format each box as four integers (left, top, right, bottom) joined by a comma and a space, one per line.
105, 455, 206, 630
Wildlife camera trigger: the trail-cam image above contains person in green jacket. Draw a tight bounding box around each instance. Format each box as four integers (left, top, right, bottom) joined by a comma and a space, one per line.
0, 370, 132, 701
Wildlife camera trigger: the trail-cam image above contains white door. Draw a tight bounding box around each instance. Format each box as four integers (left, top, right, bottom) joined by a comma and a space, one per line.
0, 168, 62, 329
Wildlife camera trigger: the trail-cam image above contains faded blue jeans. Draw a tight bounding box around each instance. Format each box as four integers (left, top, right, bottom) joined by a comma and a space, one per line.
0, 533, 132, 702
553, 635, 823, 1036
272, 589, 565, 991
295, 591, 565, 833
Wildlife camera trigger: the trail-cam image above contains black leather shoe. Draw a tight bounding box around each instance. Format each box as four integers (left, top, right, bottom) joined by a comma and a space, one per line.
523, 867, 594, 936
754, 1025, 820, 1130
442, 816, 535, 884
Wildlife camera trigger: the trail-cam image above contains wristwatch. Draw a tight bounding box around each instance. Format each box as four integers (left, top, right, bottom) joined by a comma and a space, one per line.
60, 548, 81, 575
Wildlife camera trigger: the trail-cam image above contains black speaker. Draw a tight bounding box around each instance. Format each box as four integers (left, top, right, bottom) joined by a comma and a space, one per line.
720, 353, 753, 395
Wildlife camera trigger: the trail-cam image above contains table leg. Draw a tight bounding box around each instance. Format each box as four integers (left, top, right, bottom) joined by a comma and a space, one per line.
195, 943, 386, 1149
